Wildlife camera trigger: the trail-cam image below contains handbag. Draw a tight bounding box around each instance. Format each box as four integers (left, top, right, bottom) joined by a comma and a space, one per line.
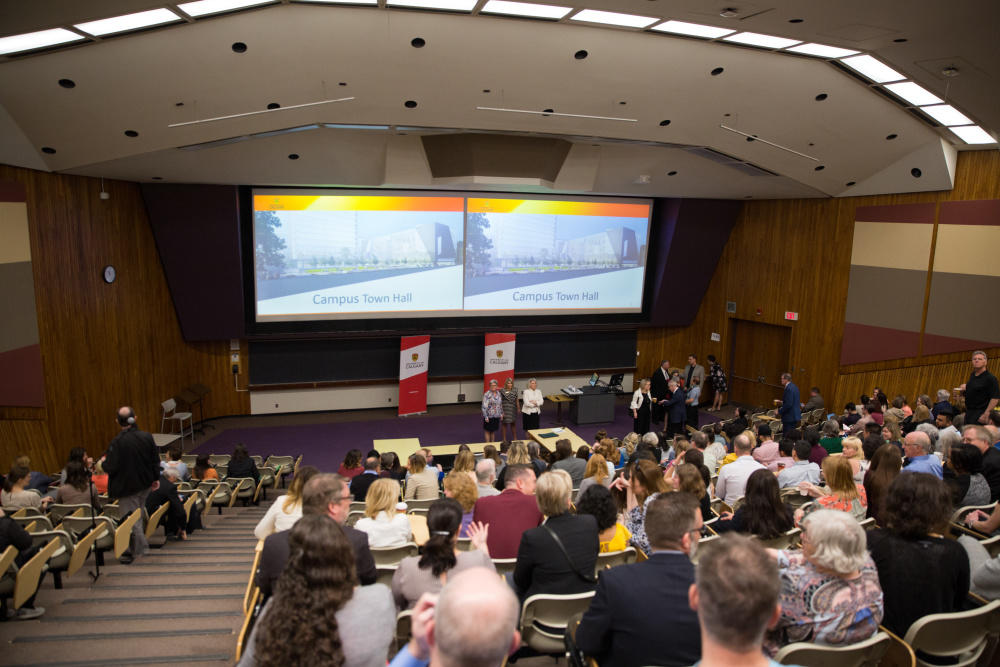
543, 523, 597, 584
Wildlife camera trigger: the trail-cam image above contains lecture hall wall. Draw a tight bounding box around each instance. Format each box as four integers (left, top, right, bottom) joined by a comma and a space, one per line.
637, 149, 1000, 414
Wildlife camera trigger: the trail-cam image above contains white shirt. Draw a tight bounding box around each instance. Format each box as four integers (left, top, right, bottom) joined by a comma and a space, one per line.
630, 388, 650, 410
714, 455, 765, 505
355, 511, 413, 548
521, 388, 544, 414
253, 496, 303, 540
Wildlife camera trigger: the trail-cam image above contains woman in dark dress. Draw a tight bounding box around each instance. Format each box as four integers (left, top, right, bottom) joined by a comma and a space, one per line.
708, 354, 728, 412
499, 377, 520, 444
630, 378, 652, 435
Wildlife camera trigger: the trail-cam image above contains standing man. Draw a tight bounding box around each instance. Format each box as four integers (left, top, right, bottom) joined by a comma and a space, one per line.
102, 406, 161, 564
959, 351, 1000, 426
662, 379, 687, 438
776, 372, 802, 432
684, 355, 705, 395
649, 359, 671, 424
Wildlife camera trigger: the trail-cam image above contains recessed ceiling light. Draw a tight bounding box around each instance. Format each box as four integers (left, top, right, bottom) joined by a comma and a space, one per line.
722, 32, 802, 49
949, 125, 996, 145
570, 9, 658, 29
650, 20, 735, 39
883, 82, 943, 107
177, 0, 277, 18
481, 0, 571, 19
786, 43, 859, 58
74, 8, 182, 36
0, 28, 86, 56
386, 0, 477, 10
920, 104, 972, 126
839, 54, 905, 83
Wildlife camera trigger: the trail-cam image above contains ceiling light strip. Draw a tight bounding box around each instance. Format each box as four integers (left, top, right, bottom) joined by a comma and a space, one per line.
168, 97, 356, 127
719, 125, 819, 161
476, 107, 637, 122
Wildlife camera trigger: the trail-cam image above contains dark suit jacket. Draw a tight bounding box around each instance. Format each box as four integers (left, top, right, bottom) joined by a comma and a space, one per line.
576, 552, 701, 667
663, 388, 687, 424
146, 473, 186, 534
513, 513, 598, 600
779, 382, 801, 424
473, 489, 543, 559
256, 520, 376, 597
349, 471, 380, 501
649, 367, 671, 401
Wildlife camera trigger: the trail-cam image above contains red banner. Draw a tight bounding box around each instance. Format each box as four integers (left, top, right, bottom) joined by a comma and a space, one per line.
484, 333, 516, 391
399, 335, 430, 416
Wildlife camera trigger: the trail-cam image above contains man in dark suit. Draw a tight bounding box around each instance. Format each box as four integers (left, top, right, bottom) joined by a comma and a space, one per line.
257, 473, 375, 597
349, 456, 380, 501
777, 372, 802, 432
146, 469, 200, 539
472, 464, 542, 559
649, 359, 671, 424
576, 492, 703, 667
662, 379, 687, 437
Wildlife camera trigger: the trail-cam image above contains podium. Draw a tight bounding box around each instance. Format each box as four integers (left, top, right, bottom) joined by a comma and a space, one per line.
566, 387, 616, 425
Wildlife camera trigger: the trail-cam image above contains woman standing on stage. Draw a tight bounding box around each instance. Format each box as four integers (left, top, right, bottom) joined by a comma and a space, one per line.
499, 377, 520, 444
708, 354, 728, 412
521, 378, 544, 433
630, 378, 653, 435
482, 379, 503, 443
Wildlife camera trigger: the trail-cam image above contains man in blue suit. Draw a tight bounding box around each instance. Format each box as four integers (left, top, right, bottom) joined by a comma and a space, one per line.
777, 372, 801, 431
575, 492, 703, 667
662, 379, 687, 437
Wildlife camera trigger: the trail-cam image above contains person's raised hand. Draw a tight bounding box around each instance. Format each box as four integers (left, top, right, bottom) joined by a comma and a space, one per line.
467, 521, 490, 554
407, 593, 438, 661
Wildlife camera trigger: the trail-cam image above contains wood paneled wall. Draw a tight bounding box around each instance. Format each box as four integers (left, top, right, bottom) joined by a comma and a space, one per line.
0, 165, 250, 473
638, 149, 1000, 412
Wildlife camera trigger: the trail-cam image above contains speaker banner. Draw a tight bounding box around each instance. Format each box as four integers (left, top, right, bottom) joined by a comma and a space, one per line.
484, 333, 515, 391
399, 335, 430, 416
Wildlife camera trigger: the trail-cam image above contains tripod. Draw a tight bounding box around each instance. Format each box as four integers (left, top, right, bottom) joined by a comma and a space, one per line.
86, 469, 102, 584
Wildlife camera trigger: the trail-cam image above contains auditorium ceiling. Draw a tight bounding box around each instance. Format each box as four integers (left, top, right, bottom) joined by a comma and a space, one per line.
0, 0, 996, 199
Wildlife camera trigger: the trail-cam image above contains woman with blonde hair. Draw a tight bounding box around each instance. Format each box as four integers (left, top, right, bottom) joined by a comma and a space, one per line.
355, 478, 412, 547
621, 432, 639, 458
840, 436, 868, 483
611, 459, 671, 556
575, 453, 609, 503
451, 449, 477, 485
496, 441, 531, 488
674, 462, 711, 520
798, 455, 868, 521
442, 472, 478, 536
254, 465, 319, 540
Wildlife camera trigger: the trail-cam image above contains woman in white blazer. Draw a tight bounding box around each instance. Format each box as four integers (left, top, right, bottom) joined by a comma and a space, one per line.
631, 378, 653, 435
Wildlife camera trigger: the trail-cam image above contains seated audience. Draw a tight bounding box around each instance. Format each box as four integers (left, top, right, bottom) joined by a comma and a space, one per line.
391, 498, 492, 609
576, 493, 702, 667
714, 433, 765, 505
614, 459, 670, 556
54, 460, 100, 506
513, 470, 598, 600
0, 508, 45, 619
146, 468, 200, 539
576, 453, 609, 502
240, 515, 394, 667
404, 453, 440, 501
867, 473, 969, 637
803, 426, 828, 465
764, 509, 883, 655
818, 419, 843, 454
964, 425, 1000, 501
160, 444, 189, 481
256, 474, 376, 597
355, 478, 411, 548
451, 449, 476, 485
550, 438, 587, 487
863, 444, 903, 523
472, 464, 542, 558
337, 448, 364, 479
496, 441, 531, 488
901, 430, 942, 479
885, 395, 907, 422
752, 424, 780, 468
59, 447, 94, 484
12, 456, 55, 494
714, 469, 794, 538
575, 485, 631, 552
932, 389, 953, 419
387, 567, 520, 667
883, 419, 905, 450
768, 438, 795, 473
254, 465, 319, 540
442, 472, 477, 537
958, 535, 1000, 600
379, 452, 406, 482
840, 436, 868, 483
193, 454, 218, 481
527, 441, 548, 477
798, 455, 868, 521
842, 402, 861, 427
691, 534, 782, 667
349, 455, 381, 501
777, 441, 820, 489
227, 443, 260, 486
475, 459, 500, 497
945, 444, 990, 507
1, 465, 50, 511
674, 462, 712, 521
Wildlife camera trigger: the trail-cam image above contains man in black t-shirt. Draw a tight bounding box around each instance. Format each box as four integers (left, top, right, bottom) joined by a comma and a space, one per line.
960, 351, 1000, 426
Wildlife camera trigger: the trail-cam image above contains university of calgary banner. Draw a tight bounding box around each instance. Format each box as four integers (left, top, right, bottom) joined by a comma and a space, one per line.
399, 335, 430, 416
484, 333, 515, 391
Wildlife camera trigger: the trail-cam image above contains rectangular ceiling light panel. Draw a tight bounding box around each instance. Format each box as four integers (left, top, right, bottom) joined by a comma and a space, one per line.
295, 0, 378, 4
481, 1, 571, 19
387, 0, 478, 10
570, 9, 658, 28
722, 31, 801, 49
883, 82, 943, 106
75, 8, 183, 36
650, 20, 735, 38
921, 104, 973, 126
0, 28, 86, 55
839, 54, 905, 83
949, 125, 996, 145
786, 42, 859, 58
178, 0, 277, 17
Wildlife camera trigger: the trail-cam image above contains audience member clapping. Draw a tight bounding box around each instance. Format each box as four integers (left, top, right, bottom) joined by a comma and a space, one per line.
253, 465, 318, 540
355, 478, 412, 548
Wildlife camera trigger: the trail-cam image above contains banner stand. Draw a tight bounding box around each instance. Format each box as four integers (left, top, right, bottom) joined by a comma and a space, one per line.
484, 333, 516, 390
399, 335, 430, 416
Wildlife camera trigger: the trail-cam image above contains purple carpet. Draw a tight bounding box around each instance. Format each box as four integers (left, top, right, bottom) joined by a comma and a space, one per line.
192, 403, 721, 472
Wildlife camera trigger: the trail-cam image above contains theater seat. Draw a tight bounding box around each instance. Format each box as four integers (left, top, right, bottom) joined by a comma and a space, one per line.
774, 631, 890, 667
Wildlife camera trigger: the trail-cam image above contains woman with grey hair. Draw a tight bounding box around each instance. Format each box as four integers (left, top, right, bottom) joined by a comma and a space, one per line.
764, 509, 884, 656
914, 422, 940, 453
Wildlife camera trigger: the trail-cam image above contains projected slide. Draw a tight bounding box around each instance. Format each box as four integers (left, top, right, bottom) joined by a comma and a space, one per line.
463, 198, 650, 313
254, 194, 464, 321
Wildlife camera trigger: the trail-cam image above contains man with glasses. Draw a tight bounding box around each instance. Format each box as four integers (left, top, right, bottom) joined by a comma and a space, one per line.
256, 473, 376, 598
575, 493, 702, 667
